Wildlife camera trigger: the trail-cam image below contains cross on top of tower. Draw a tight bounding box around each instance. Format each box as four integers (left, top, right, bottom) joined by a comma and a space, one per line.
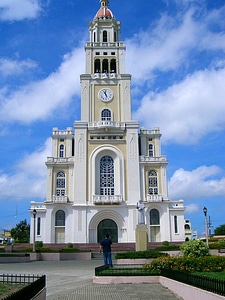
100, 0, 109, 7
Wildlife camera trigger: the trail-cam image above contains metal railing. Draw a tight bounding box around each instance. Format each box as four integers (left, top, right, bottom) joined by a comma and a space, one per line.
161, 269, 225, 297
0, 274, 45, 300
95, 264, 159, 276
95, 265, 225, 296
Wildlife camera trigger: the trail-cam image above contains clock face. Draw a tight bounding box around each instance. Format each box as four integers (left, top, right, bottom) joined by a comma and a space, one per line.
98, 88, 113, 102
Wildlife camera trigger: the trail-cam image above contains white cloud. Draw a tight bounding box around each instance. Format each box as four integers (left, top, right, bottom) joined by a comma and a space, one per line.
168, 165, 225, 200
126, 9, 198, 83
0, 58, 37, 77
133, 67, 225, 144
0, 48, 84, 123
126, 5, 225, 84
0, 0, 41, 21
185, 203, 199, 214
0, 138, 51, 200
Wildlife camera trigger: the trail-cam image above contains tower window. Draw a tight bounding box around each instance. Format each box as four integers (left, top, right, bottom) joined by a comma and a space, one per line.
148, 170, 158, 195
103, 30, 107, 42
101, 109, 111, 121
103, 52, 107, 55
56, 171, 66, 196
37, 217, 41, 235
148, 144, 154, 157
110, 59, 116, 73
94, 59, 101, 73
114, 31, 117, 42
100, 156, 114, 196
59, 144, 64, 158
174, 216, 178, 233
102, 59, 109, 73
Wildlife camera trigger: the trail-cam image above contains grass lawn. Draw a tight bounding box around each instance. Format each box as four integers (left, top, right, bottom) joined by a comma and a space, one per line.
195, 271, 225, 280
97, 267, 225, 281
97, 268, 160, 276
0, 283, 26, 299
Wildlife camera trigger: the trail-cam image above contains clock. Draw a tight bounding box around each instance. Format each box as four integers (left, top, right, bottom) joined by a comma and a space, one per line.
98, 88, 113, 102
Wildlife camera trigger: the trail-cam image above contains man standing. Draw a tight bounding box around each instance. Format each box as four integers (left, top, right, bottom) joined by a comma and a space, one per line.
99, 233, 113, 267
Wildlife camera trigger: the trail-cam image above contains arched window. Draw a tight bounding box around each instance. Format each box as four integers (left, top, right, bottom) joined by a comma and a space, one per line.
102, 59, 108, 73
103, 30, 107, 42
148, 144, 154, 157
94, 59, 100, 73
56, 171, 65, 196
94, 32, 96, 43
148, 170, 158, 195
114, 31, 117, 42
185, 224, 190, 230
55, 210, 65, 226
100, 156, 114, 196
150, 209, 160, 225
174, 216, 178, 233
110, 59, 116, 73
59, 144, 64, 158
101, 109, 111, 121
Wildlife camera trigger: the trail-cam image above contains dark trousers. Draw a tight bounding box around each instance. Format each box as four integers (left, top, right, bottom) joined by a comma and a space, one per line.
103, 251, 112, 266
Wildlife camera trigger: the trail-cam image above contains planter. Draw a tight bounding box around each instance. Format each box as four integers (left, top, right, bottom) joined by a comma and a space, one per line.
116, 258, 153, 264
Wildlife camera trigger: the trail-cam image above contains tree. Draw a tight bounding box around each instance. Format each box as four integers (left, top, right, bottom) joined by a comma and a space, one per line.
10, 219, 30, 243
214, 224, 225, 236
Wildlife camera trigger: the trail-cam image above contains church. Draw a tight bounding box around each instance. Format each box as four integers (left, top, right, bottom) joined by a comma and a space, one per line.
30, 0, 185, 245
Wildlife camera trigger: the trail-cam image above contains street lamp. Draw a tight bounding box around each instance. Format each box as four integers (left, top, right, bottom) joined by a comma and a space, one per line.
203, 207, 209, 246
32, 209, 37, 252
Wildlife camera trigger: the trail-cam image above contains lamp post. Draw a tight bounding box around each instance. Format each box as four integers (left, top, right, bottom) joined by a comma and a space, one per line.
32, 209, 37, 252
203, 207, 209, 246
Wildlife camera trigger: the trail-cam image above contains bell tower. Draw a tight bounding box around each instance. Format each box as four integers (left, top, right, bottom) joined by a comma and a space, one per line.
74, 0, 141, 206
80, 0, 131, 123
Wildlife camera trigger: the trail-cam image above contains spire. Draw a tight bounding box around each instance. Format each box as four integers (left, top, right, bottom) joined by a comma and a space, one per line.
100, 0, 109, 7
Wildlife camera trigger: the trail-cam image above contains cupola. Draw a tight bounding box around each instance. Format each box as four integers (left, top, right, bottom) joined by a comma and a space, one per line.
95, 0, 114, 20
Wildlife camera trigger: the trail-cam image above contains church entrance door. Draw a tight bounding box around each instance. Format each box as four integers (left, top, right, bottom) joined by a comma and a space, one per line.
97, 219, 118, 243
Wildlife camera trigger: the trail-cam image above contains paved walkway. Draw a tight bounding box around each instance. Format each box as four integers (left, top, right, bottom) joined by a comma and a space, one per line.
0, 260, 183, 299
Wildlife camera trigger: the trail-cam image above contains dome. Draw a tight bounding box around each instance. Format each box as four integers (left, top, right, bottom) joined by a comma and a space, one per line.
95, 7, 114, 19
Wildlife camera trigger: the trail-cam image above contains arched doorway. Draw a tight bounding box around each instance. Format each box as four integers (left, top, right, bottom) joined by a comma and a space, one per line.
97, 219, 118, 243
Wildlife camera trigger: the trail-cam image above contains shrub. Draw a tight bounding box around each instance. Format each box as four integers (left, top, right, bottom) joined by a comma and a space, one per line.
60, 248, 81, 253
162, 241, 170, 247
35, 241, 43, 249
180, 240, 209, 257
36, 247, 57, 253
67, 243, 74, 249
115, 250, 168, 259
154, 245, 180, 251
144, 255, 225, 273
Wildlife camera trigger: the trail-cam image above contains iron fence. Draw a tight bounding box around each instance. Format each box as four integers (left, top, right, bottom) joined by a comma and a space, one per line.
0, 274, 45, 300
161, 269, 225, 297
95, 265, 225, 296
95, 264, 159, 276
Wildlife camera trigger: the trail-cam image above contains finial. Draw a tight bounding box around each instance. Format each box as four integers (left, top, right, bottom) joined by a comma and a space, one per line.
100, 0, 109, 7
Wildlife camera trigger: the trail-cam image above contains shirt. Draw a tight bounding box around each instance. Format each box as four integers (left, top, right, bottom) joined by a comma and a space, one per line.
100, 238, 112, 253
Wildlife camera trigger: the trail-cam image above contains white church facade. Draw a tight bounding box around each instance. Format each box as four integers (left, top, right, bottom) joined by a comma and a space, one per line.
30, 0, 185, 245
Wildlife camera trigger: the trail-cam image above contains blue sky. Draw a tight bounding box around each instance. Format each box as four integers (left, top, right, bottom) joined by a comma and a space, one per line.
0, 0, 225, 237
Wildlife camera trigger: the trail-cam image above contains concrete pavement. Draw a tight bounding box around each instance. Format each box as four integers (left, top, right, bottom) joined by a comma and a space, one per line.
0, 260, 183, 299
